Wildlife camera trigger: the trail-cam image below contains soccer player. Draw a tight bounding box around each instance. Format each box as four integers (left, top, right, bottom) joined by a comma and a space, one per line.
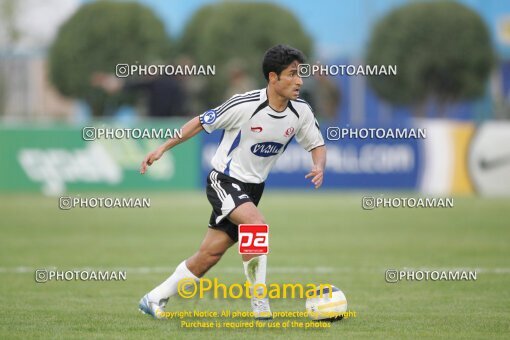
138, 44, 326, 320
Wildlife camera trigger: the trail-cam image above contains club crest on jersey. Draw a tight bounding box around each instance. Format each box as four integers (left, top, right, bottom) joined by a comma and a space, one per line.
202, 109, 217, 124
284, 127, 295, 137
251, 126, 263, 133
250, 142, 283, 157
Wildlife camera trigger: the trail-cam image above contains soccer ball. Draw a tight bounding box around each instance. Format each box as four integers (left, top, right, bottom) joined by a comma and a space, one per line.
306, 285, 347, 320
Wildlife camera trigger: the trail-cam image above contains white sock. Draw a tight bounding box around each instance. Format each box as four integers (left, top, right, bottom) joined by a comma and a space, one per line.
243, 255, 267, 296
148, 260, 199, 305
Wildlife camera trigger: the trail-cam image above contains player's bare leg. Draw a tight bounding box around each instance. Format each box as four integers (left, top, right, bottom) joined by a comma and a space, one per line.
229, 202, 272, 319
140, 229, 234, 319
229, 202, 266, 260
186, 228, 235, 277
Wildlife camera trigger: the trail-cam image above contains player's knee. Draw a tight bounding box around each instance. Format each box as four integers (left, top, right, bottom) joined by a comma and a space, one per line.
251, 215, 265, 225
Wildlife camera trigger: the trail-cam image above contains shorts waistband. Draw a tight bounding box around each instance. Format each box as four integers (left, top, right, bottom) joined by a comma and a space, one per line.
210, 169, 264, 186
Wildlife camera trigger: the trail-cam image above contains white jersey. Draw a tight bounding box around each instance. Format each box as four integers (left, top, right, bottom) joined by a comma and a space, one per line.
199, 88, 324, 183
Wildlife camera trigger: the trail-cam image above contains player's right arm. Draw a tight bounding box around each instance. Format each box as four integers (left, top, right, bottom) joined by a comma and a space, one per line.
140, 116, 203, 174
141, 91, 256, 174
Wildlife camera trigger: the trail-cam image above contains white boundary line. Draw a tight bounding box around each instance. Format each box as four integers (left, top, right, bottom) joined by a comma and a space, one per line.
0, 266, 509, 274
0, 266, 336, 274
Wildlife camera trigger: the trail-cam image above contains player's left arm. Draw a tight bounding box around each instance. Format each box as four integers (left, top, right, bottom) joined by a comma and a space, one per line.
294, 104, 326, 189
306, 145, 327, 189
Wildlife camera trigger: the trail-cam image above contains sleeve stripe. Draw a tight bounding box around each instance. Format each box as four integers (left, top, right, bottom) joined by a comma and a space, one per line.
215, 92, 260, 114
216, 97, 260, 118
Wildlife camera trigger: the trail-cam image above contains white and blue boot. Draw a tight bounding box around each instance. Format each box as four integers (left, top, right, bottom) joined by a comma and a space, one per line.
138, 294, 167, 320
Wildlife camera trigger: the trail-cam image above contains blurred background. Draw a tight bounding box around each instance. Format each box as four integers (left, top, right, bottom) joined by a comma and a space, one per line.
0, 0, 509, 196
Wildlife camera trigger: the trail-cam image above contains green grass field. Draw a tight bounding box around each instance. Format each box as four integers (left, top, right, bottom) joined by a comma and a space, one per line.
1, 192, 509, 339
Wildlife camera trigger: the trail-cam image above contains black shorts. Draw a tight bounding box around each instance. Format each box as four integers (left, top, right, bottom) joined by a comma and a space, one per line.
206, 169, 265, 242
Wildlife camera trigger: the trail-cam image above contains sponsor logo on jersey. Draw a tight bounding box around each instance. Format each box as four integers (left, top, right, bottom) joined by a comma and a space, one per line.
238, 194, 249, 199
250, 142, 283, 157
202, 109, 217, 124
251, 126, 263, 133
232, 183, 241, 191
284, 127, 295, 137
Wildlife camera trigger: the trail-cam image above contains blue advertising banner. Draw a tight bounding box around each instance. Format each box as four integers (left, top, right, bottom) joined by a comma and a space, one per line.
200, 126, 424, 189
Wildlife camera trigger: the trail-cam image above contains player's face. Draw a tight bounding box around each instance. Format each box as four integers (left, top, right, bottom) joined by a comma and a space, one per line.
275, 60, 303, 100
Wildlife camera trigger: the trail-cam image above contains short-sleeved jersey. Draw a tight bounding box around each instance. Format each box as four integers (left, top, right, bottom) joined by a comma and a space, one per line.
199, 88, 324, 183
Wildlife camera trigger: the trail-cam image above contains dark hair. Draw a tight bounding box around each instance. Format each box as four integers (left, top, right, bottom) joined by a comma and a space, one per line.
262, 44, 306, 81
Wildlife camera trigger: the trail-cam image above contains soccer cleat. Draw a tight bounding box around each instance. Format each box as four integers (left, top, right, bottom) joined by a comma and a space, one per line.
251, 296, 272, 320
138, 294, 167, 320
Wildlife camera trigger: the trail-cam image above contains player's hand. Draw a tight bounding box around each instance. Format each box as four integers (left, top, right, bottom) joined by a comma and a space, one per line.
305, 165, 324, 189
140, 147, 165, 174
